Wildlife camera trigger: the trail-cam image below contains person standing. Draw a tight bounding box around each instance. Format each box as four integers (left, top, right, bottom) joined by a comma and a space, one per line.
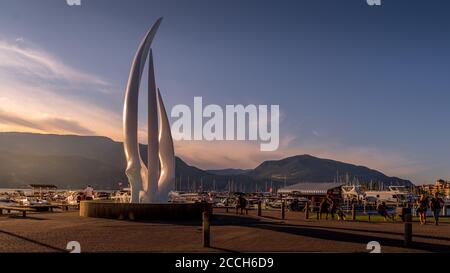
429, 192, 445, 226
84, 185, 94, 201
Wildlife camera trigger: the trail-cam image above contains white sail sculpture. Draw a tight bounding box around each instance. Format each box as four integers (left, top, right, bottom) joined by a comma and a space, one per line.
123, 17, 175, 203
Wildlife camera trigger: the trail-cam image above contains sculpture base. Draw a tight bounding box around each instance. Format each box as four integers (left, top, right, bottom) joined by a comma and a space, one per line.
80, 201, 212, 221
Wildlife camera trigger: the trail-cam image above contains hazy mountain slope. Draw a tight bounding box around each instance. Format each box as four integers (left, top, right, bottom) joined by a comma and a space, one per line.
0, 152, 126, 189
247, 154, 412, 186
0, 132, 413, 189
0, 132, 125, 168
206, 169, 250, 176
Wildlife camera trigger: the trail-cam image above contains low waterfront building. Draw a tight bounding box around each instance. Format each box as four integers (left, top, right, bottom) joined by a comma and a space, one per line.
418, 179, 450, 197
278, 182, 344, 206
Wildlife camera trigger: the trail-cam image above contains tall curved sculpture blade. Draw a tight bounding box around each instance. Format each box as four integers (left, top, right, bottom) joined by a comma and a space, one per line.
147, 50, 160, 202
123, 17, 163, 203
157, 88, 175, 202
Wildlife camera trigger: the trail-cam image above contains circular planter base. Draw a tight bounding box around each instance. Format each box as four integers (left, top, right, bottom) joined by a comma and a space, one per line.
80, 201, 211, 221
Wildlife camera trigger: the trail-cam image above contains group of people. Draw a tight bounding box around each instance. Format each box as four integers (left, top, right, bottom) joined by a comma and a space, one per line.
235, 194, 248, 215
372, 193, 446, 225
319, 192, 446, 225
319, 193, 345, 220
416, 192, 445, 225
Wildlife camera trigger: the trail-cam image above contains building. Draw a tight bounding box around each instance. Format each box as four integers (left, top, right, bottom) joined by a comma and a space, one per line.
278, 182, 344, 206
418, 179, 450, 197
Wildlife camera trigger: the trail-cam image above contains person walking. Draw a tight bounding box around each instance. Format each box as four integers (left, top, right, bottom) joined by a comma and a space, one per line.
235, 195, 247, 215
429, 192, 445, 226
328, 194, 337, 220
319, 196, 330, 220
416, 194, 428, 225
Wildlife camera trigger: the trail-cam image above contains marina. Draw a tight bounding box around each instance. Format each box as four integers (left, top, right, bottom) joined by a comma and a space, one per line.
1, 207, 449, 253
1, 182, 449, 221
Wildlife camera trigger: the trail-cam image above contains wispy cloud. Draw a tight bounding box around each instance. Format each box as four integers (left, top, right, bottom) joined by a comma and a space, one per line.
0, 38, 123, 139
0, 39, 111, 94
0, 109, 94, 135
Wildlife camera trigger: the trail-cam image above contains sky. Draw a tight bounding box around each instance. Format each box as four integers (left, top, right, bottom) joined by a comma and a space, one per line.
0, 0, 449, 184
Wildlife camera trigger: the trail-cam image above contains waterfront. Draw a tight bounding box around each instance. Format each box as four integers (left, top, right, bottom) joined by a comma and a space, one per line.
0, 188, 115, 194
1, 208, 449, 253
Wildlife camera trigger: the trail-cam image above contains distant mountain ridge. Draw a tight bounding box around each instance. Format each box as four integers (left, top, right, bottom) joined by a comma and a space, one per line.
247, 154, 412, 186
0, 132, 413, 190
207, 169, 250, 176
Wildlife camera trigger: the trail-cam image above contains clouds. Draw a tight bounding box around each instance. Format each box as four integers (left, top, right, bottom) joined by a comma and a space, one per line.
0, 38, 429, 183
0, 109, 94, 135
0, 37, 123, 140
0, 39, 112, 94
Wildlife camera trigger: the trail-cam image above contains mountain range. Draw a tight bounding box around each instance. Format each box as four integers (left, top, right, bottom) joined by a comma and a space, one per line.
0, 132, 413, 190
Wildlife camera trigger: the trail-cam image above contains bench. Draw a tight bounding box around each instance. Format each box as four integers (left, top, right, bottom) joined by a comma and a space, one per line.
215, 206, 252, 215
28, 205, 60, 212
49, 203, 79, 211
0, 206, 35, 217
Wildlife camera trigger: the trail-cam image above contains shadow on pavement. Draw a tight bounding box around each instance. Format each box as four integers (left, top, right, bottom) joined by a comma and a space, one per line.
0, 229, 66, 252
239, 222, 450, 253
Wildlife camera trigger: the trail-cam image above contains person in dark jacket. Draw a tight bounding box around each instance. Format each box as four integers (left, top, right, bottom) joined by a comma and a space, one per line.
319, 197, 330, 220
429, 192, 445, 225
235, 195, 247, 215
328, 194, 337, 220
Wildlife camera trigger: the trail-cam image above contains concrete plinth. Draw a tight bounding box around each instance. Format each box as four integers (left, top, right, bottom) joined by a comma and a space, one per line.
80, 201, 212, 221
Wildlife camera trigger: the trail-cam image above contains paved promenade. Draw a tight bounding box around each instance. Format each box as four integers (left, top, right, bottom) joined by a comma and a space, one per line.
1, 208, 449, 253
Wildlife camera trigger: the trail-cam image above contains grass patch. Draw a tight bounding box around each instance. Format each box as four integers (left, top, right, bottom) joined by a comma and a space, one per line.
312, 214, 450, 223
